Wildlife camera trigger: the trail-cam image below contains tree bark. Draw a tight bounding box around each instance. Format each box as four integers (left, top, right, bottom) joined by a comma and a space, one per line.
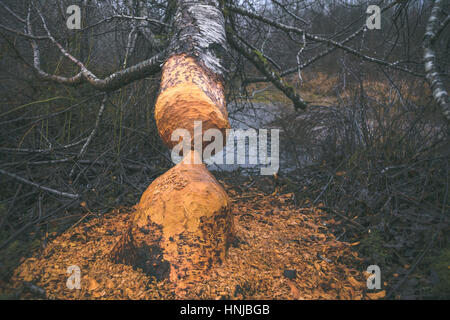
423, 0, 450, 124
110, 0, 234, 295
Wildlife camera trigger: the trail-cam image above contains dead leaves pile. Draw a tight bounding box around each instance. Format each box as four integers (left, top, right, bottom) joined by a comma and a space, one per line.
9, 179, 378, 299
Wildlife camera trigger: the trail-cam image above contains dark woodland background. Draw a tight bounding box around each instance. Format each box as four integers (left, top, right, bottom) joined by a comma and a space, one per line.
0, 0, 449, 299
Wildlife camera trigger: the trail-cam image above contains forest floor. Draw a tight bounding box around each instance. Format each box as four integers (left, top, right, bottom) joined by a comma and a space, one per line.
1, 175, 386, 300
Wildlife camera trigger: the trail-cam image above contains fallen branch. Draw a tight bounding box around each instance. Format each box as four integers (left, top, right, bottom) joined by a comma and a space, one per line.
0, 168, 80, 199
321, 207, 365, 231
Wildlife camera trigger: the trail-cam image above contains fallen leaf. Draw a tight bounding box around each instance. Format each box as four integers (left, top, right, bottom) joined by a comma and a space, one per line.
366, 290, 386, 300
87, 278, 99, 291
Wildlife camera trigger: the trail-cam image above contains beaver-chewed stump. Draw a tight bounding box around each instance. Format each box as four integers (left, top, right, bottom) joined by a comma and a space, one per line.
110, 91, 233, 291
110, 158, 234, 290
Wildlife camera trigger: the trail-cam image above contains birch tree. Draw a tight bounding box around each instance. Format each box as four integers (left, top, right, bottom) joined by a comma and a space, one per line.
423, 0, 450, 123
110, 0, 234, 294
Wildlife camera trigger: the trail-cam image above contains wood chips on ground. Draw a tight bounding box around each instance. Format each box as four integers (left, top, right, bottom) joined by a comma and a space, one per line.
8, 180, 371, 299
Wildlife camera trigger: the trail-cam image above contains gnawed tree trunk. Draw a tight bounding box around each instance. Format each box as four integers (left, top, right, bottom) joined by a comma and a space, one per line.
110, 0, 234, 294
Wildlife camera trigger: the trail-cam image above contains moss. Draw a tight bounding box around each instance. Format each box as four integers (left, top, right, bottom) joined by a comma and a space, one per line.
253, 49, 269, 66
252, 49, 284, 84
281, 79, 295, 92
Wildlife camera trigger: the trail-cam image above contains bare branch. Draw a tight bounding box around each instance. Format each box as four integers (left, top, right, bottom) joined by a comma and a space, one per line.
23, 4, 165, 91
104, 14, 168, 27
0, 168, 80, 199
123, 26, 138, 68
69, 94, 108, 177
227, 30, 307, 110
271, 0, 310, 25
228, 3, 424, 77
240, 1, 402, 85
0, 0, 26, 24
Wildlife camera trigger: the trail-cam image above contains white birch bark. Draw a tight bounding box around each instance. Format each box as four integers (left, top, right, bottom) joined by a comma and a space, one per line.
423, 0, 450, 123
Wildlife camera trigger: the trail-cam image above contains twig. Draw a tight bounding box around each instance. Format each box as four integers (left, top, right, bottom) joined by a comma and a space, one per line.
0, 184, 22, 230
69, 94, 108, 178
387, 161, 449, 299
313, 175, 333, 204
321, 206, 365, 231
0, 168, 79, 199
65, 211, 92, 233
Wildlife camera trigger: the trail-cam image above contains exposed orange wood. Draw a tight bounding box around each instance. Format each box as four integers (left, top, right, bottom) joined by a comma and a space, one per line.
135, 150, 233, 287
155, 54, 230, 150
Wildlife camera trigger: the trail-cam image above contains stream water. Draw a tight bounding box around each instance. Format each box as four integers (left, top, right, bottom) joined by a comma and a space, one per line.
206, 101, 314, 175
